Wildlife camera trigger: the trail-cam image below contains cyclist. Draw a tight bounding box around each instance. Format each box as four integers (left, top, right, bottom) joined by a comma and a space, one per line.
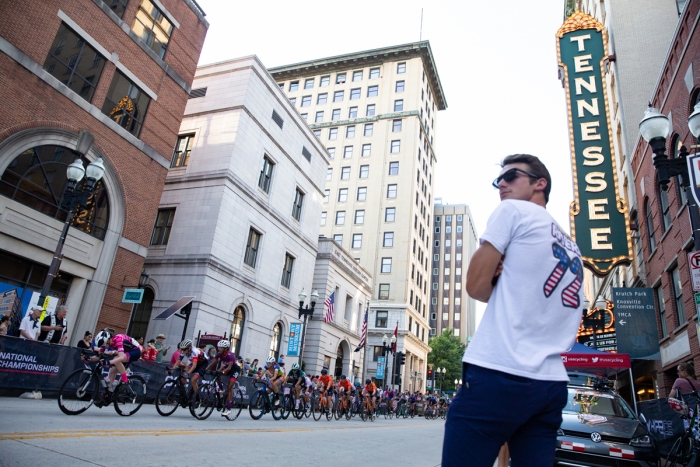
258, 356, 282, 395
173, 339, 207, 400
363, 378, 377, 414
284, 363, 307, 409
318, 369, 334, 412
92, 330, 140, 391
384, 385, 395, 412
206, 339, 240, 418
337, 374, 352, 408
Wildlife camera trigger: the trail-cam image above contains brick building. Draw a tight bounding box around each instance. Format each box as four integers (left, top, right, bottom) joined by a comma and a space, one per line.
0, 0, 208, 344
631, 0, 700, 396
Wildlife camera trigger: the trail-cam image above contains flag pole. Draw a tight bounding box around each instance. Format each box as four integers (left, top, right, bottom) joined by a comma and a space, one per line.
391, 320, 398, 391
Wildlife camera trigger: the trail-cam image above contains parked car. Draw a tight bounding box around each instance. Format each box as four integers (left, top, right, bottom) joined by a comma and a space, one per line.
555, 373, 658, 466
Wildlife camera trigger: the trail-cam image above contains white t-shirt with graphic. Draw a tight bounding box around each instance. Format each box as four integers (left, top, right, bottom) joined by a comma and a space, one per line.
463, 200, 583, 381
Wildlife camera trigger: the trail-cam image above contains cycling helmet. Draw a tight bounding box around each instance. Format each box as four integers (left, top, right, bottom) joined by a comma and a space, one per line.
340, 374, 346, 379
95, 330, 111, 348
178, 339, 193, 350
216, 340, 230, 349
291, 363, 300, 370
321, 368, 328, 375
266, 356, 276, 363
365, 378, 371, 384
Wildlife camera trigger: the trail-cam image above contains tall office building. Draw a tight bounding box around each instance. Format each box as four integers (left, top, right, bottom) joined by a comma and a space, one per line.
270, 42, 447, 391
429, 203, 478, 344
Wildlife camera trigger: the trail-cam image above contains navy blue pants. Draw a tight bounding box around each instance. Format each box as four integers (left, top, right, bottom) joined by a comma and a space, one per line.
442, 364, 567, 467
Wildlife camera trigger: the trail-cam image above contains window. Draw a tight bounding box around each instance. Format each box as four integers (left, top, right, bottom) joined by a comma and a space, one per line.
317, 93, 328, 104
659, 186, 671, 230
244, 228, 262, 268
355, 210, 365, 224
390, 140, 401, 153
336, 73, 346, 84
346, 126, 356, 138
357, 187, 367, 201
443, 283, 449, 290
334, 90, 344, 102
373, 346, 386, 360
333, 234, 343, 246
320, 75, 330, 87
392, 120, 402, 132
313, 130, 321, 139
446, 226, 452, 233
321, 212, 327, 226
326, 168, 333, 181
366, 104, 376, 116
352, 234, 362, 249
341, 167, 350, 179
291, 188, 304, 221
443, 298, 449, 305
672, 135, 689, 205
645, 199, 656, 252
348, 106, 358, 118
376, 310, 388, 326
387, 184, 397, 198
171, 134, 194, 167
389, 162, 399, 175
288, 97, 296, 107
367, 85, 378, 97
445, 240, 451, 247
359, 165, 369, 179
397, 62, 406, 74
300, 113, 308, 122
327, 147, 335, 159
444, 268, 450, 276
278, 83, 284, 90
101, 71, 151, 137
381, 258, 392, 273
455, 283, 461, 290
324, 190, 330, 203
329, 128, 338, 140
456, 239, 462, 247
656, 285, 667, 337
304, 78, 314, 89
269, 322, 283, 360
457, 226, 463, 232
396, 81, 405, 92
457, 215, 463, 221
383, 232, 394, 247
44, 23, 107, 103
456, 268, 462, 276
150, 208, 175, 245
394, 99, 403, 111
132, 0, 173, 59
446, 216, 452, 222
433, 268, 438, 275
330, 108, 340, 120
281, 254, 295, 288
289, 81, 299, 92
350, 88, 361, 100
364, 123, 374, 136
385, 207, 396, 222
671, 267, 686, 325
369, 67, 380, 79
445, 253, 451, 261
343, 146, 353, 158
456, 253, 462, 261
315, 111, 324, 123
435, 227, 440, 233
362, 144, 371, 157
258, 156, 274, 193
350, 70, 363, 82
338, 188, 348, 202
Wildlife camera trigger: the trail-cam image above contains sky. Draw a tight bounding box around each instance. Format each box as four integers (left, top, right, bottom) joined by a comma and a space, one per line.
194, 0, 576, 323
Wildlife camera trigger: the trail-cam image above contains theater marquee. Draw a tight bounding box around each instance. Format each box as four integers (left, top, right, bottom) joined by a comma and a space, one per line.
557, 11, 632, 276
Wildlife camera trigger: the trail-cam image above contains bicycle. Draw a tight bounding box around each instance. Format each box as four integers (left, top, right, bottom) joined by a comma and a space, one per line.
190, 371, 243, 421
281, 384, 304, 420
248, 381, 283, 420
665, 394, 700, 467
334, 392, 351, 420
58, 350, 146, 416
312, 389, 333, 421
155, 366, 192, 416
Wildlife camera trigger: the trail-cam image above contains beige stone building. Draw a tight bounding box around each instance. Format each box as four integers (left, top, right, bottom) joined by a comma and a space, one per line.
269, 42, 447, 391
430, 202, 478, 344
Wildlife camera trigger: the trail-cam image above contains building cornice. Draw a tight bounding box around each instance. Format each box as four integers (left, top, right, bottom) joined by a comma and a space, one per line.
268, 41, 447, 111
317, 252, 372, 294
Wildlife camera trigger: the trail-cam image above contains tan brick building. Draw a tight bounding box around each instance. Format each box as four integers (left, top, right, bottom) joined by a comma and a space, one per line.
0, 0, 207, 343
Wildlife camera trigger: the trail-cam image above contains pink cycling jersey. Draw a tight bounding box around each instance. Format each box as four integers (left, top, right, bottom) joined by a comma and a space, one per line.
110, 334, 139, 353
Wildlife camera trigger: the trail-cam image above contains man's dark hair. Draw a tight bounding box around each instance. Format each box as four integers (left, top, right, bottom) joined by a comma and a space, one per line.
501, 154, 552, 203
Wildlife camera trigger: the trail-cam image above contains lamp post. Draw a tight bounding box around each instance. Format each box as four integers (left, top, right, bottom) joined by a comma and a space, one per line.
297, 288, 318, 369
381, 333, 396, 389
437, 367, 446, 394
38, 157, 106, 308
454, 379, 459, 391
581, 297, 607, 350
640, 104, 700, 250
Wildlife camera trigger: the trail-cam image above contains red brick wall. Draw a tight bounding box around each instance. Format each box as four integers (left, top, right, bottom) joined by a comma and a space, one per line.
631, 0, 700, 397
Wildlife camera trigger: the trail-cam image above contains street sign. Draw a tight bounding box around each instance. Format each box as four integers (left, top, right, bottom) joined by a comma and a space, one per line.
376, 356, 385, 379
122, 288, 144, 304
689, 251, 700, 291
695, 292, 700, 318
686, 153, 700, 207
287, 323, 302, 357
612, 288, 660, 360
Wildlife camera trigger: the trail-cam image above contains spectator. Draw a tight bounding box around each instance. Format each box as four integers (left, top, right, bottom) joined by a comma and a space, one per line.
19, 306, 42, 340
250, 358, 259, 376
240, 358, 252, 376
77, 331, 93, 349
672, 361, 699, 397
142, 339, 158, 361
278, 354, 285, 366
154, 334, 170, 363
39, 306, 68, 345
0, 315, 9, 336
170, 349, 181, 366
135, 336, 145, 351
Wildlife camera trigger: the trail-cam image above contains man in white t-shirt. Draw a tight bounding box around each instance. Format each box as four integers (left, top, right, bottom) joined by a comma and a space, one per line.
19, 306, 43, 340
442, 154, 583, 467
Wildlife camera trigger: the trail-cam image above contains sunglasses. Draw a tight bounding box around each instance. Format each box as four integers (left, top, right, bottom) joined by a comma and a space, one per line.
492, 168, 541, 189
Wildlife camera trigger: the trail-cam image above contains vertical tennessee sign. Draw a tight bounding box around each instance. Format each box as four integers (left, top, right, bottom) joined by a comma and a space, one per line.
557, 11, 632, 276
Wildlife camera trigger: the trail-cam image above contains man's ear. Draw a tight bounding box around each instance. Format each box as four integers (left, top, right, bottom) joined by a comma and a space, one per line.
534, 178, 548, 193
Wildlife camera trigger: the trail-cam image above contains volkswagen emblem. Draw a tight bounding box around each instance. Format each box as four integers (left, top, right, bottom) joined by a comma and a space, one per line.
590, 432, 602, 443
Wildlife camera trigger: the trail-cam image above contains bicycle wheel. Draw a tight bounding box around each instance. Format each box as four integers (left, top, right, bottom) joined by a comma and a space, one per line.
360, 400, 368, 422
334, 400, 343, 420
304, 398, 312, 418
190, 385, 216, 420
345, 402, 352, 420
249, 392, 265, 420
312, 397, 322, 421
292, 396, 304, 420
227, 387, 243, 421
281, 394, 292, 420
113, 375, 146, 416
270, 393, 283, 421
58, 369, 98, 415
155, 381, 180, 416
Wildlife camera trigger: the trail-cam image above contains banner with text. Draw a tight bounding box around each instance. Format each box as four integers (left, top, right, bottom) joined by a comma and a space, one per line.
287, 323, 302, 357
612, 288, 661, 359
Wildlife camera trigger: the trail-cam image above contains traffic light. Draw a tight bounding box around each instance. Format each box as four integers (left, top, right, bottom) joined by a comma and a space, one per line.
427, 369, 433, 379
396, 351, 406, 366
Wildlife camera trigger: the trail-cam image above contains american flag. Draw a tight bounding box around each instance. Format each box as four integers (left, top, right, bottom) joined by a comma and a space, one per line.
354, 305, 368, 352
323, 292, 335, 323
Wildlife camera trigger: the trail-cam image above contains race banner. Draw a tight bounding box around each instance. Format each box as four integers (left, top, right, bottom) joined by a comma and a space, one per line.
557, 11, 633, 276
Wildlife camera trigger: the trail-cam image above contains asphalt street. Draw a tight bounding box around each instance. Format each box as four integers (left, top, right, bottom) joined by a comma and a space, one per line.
0, 397, 445, 467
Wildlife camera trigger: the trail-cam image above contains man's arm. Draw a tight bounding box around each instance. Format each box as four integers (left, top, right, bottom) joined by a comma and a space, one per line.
466, 241, 504, 303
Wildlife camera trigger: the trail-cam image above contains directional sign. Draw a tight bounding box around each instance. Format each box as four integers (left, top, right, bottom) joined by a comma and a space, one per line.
689, 251, 700, 291
695, 292, 700, 318
612, 288, 660, 360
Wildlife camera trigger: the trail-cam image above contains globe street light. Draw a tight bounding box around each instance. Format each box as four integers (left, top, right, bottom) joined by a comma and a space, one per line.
381, 333, 396, 389
437, 367, 446, 394
297, 288, 318, 368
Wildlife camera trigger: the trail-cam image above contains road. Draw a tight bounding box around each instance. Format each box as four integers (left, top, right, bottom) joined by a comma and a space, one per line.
0, 397, 445, 467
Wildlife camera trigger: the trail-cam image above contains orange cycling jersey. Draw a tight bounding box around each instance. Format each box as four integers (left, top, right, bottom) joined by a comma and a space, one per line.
364, 382, 376, 393
319, 375, 333, 388
338, 379, 352, 391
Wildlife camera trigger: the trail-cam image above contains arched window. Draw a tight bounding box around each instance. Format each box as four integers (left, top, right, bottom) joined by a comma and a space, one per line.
269, 322, 282, 360
127, 288, 154, 339
671, 134, 688, 205
230, 306, 245, 357
645, 198, 656, 253
334, 343, 344, 378
0, 145, 110, 239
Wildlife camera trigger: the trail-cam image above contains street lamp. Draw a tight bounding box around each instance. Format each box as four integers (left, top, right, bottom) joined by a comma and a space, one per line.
297, 288, 318, 369
381, 333, 396, 389
38, 156, 106, 308
581, 297, 607, 350
437, 367, 446, 394
454, 379, 459, 391
640, 104, 700, 250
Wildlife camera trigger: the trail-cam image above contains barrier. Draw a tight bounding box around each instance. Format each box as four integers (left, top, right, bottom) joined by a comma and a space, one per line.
638, 397, 694, 457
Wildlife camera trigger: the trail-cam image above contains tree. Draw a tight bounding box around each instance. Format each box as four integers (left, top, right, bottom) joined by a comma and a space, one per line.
427, 329, 466, 392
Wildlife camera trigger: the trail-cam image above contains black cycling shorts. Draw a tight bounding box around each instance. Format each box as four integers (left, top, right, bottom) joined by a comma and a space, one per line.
223, 363, 241, 379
